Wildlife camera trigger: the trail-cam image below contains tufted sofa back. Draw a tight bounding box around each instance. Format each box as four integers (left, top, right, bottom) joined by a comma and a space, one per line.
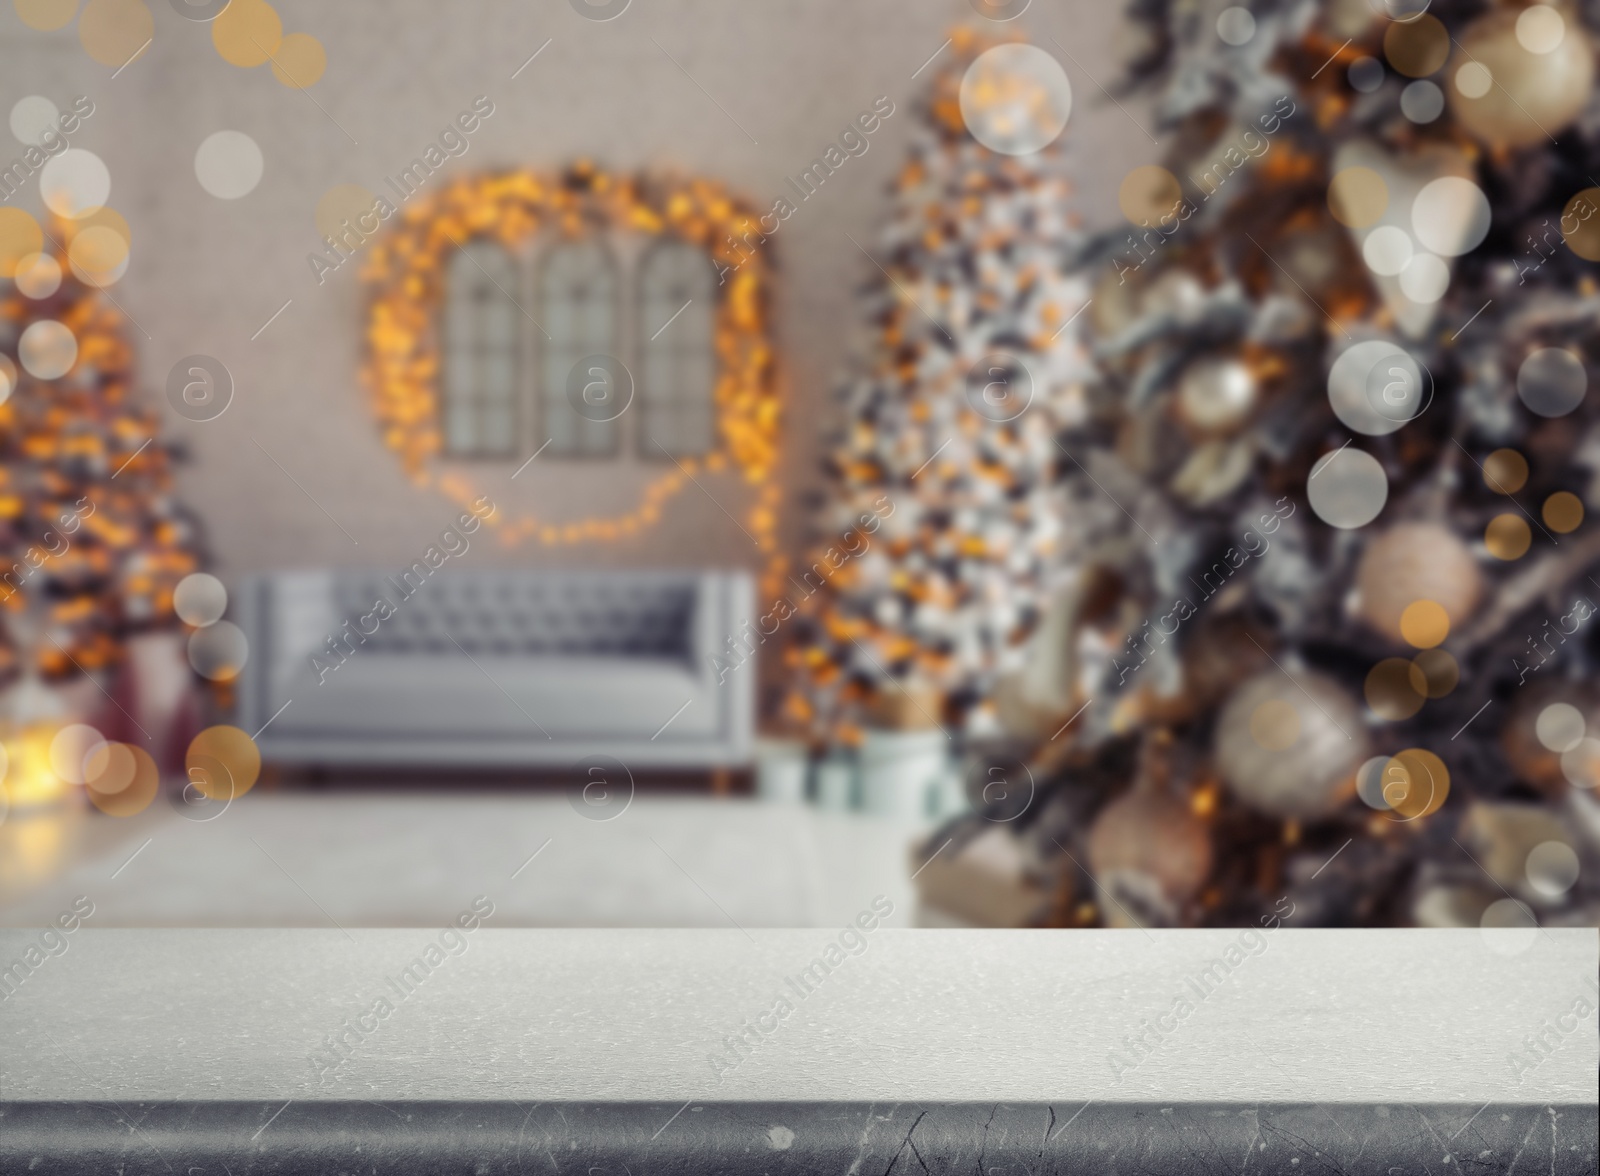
329, 571, 701, 659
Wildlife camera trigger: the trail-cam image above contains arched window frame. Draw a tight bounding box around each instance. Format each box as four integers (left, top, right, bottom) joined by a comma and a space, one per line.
636, 239, 717, 460
440, 239, 521, 458
537, 237, 622, 458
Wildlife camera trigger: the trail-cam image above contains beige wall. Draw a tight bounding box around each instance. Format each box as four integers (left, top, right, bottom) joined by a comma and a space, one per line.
3, 0, 1147, 578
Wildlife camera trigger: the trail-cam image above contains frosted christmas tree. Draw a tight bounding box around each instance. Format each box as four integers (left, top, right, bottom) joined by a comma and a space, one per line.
788, 28, 1093, 738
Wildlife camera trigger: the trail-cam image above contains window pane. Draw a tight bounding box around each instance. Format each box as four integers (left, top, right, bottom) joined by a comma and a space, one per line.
442, 240, 519, 458
638, 241, 715, 457
539, 239, 619, 457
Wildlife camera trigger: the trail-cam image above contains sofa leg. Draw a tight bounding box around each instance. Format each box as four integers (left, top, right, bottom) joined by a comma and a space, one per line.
710, 768, 731, 797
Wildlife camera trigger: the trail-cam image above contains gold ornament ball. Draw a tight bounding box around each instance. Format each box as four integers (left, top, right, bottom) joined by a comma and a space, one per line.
1177, 357, 1258, 435
1448, 6, 1595, 149
1215, 669, 1369, 819
1354, 522, 1483, 645
1087, 787, 1213, 910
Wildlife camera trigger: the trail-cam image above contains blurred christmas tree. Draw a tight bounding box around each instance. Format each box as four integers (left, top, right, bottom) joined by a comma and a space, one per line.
788, 27, 1093, 740
0, 216, 198, 697
929, 0, 1600, 931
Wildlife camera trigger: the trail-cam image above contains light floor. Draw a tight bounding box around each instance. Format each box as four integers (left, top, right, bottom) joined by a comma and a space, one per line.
0, 792, 922, 930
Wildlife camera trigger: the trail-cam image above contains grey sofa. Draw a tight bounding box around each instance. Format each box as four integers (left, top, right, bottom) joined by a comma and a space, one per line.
235, 570, 754, 769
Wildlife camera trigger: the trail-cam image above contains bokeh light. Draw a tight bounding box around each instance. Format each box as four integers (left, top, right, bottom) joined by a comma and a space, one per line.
1307, 446, 1388, 528
1542, 491, 1583, 532
1384, 747, 1449, 819
212, 0, 282, 67
1398, 252, 1450, 303
1216, 6, 1255, 46
1515, 4, 1566, 55
1411, 176, 1491, 257
1561, 188, 1600, 260
19, 320, 78, 379
959, 43, 1071, 155
8, 95, 59, 146
14, 0, 79, 30
0, 207, 44, 276
1409, 648, 1458, 698
1400, 79, 1444, 123
1484, 513, 1531, 560
1560, 737, 1600, 789
186, 725, 262, 799
1328, 166, 1388, 228
1454, 61, 1493, 98
39, 149, 110, 219
1482, 448, 1528, 494
270, 32, 326, 88
1525, 839, 1579, 897
174, 572, 228, 627
1480, 896, 1537, 956
87, 744, 158, 816
1365, 657, 1425, 721
49, 724, 107, 786
1118, 165, 1181, 225
195, 129, 264, 200
1383, 13, 1449, 77
1517, 347, 1587, 417
1535, 702, 1585, 753
77, 0, 154, 68
67, 224, 130, 287
14, 252, 62, 299
1399, 599, 1449, 648
187, 620, 249, 680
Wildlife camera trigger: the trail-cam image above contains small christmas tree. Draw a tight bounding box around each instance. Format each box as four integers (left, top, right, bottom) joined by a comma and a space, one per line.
0, 219, 198, 698
789, 27, 1093, 739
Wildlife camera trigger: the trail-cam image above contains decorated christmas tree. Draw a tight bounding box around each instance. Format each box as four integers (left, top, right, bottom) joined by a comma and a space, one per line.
0, 217, 198, 700
787, 27, 1093, 740
937, 0, 1600, 931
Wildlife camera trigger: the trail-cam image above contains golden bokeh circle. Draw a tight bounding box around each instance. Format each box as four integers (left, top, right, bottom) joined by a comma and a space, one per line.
67, 205, 132, 248
1410, 648, 1459, 699
1118, 164, 1182, 226
1542, 491, 1584, 533
212, 0, 282, 67
14, 0, 78, 30
1384, 13, 1450, 77
1399, 599, 1450, 648
88, 744, 159, 816
1249, 698, 1301, 750
0, 208, 44, 278
1385, 747, 1449, 819
14, 252, 61, 299
85, 741, 139, 796
186, 725, 261, 800
1366, 657, 1426, 721
314, 183, 379, 243
77, 0, 154, 68
1482, 448, 1528, 494
270, 31, 326, 88
1327, 166, 1389, 228
1485, 513, 1532, 559
1454, 61, 1493, 99
67, 224, 130, 281
1562, 188, 1600, 261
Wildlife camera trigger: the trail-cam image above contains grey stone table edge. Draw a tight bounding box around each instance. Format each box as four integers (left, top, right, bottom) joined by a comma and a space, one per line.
1, 1100, 1596, 1175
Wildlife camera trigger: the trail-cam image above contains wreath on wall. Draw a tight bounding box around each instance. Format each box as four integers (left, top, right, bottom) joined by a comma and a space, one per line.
361, 162, 781, 558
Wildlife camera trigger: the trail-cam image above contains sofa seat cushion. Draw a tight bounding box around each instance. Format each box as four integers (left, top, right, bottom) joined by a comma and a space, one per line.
275, 654, 717, 741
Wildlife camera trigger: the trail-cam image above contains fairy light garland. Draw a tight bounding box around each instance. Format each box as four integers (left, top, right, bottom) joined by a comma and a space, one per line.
361, 163, 784, 589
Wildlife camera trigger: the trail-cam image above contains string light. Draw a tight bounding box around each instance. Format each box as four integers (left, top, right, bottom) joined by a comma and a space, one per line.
362, 163, 784, 592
